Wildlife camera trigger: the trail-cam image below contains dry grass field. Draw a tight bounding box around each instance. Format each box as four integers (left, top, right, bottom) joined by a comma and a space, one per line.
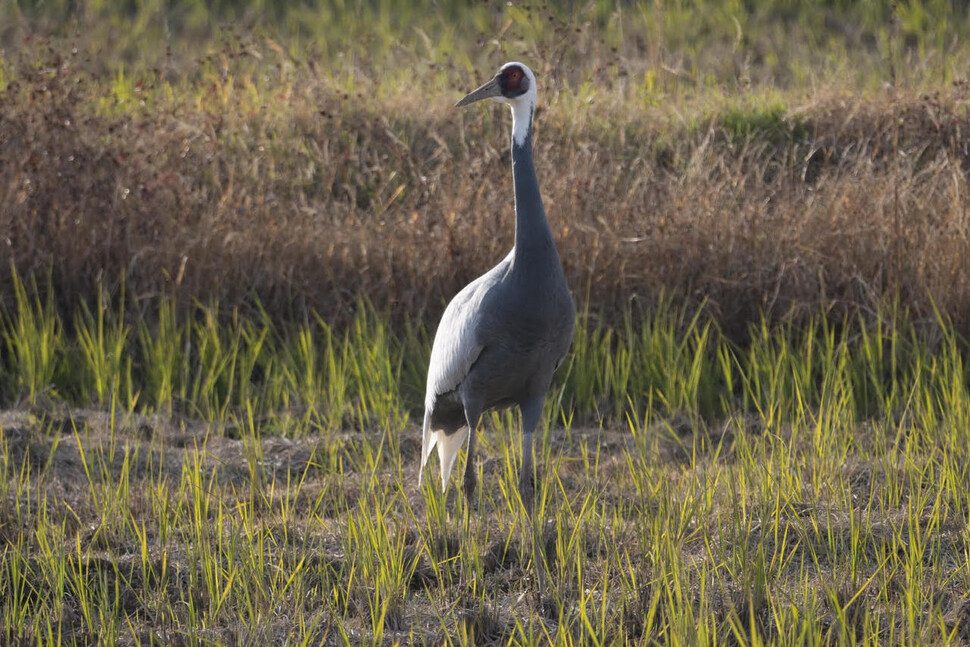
4, 1, 970, 645
2, 1, 969, 334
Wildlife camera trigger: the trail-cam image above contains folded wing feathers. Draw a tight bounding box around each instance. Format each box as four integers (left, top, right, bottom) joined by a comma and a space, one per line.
420, 271, 498, 493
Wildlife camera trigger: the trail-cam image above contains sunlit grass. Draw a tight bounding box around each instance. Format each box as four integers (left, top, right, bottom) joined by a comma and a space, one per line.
2, 273, 970, 643
0, 274, 956, 433
1, 266, 64, 406
3, 268, 969, 437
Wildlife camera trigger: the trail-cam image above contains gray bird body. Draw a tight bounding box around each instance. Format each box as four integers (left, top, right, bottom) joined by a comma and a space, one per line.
420, 62, 574, 502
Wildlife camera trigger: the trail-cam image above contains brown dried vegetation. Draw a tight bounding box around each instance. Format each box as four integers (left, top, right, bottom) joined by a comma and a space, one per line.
3, 41, 970, 336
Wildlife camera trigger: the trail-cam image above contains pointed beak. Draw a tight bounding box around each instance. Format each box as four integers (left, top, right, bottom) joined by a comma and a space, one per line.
455, 76, 502, 107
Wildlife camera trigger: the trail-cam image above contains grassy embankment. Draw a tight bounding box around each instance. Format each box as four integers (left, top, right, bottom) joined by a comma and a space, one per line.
3, 1, 970, 644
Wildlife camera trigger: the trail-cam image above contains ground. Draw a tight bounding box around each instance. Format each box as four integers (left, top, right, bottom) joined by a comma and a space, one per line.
5, 402, 970, 645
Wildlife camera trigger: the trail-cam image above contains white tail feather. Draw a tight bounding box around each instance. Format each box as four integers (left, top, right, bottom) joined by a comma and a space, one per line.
419, 409, 469, 492
434, 427, 469, 491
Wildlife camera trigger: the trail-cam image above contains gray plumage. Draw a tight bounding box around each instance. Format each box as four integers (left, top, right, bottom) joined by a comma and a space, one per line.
419, 62, 575, 508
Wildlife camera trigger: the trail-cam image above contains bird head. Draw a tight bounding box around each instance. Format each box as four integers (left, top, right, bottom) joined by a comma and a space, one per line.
455, 62, 537, 109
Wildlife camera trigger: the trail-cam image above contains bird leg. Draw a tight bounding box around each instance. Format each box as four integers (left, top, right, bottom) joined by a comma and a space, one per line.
517, 397, 544, 514
517, 398, 552, 606
518, 430, 536, 514
458, 405, 483, 596
462, 405, 482, 507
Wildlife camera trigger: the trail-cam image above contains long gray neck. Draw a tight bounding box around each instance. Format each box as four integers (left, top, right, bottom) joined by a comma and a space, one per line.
511, 116, 557, 264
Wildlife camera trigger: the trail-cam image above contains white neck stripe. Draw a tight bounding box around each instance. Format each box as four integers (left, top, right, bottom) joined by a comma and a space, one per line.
510, 101, 532, 147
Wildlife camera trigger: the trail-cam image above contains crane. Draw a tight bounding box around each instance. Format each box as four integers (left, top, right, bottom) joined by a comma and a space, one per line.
419, 62, 575, 512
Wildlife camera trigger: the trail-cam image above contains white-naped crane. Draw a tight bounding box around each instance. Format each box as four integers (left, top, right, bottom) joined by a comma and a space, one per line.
419, 62, 575, 514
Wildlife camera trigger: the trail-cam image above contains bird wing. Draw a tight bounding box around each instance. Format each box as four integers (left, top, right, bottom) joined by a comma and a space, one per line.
424, 252, 511, 406
420, 254, 510, 490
